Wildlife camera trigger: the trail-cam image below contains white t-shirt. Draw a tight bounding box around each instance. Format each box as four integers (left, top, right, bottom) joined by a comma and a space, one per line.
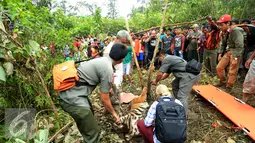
103, 42, 123, 86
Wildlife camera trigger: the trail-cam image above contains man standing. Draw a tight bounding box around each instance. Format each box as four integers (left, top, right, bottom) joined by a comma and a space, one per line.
202, 16, 221, 75
146, 30, 157, 68
216, 14, 245, 91
161, 28, 173, 55
183, 26, 190, 60
151, 54, 199, 112
187, 24, 202, 61
103, 30, 130, 86
252, 18, 255, 26
59, 43, 128, 143
243, 50, 255, 102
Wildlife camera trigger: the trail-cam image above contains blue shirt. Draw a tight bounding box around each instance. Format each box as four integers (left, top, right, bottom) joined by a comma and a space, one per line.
159, 34, 166, 49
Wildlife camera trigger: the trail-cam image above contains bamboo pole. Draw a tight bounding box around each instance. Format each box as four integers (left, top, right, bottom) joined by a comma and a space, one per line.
147, 0, 169, 100
125, 20, 145, 88
135, 16, 208, 34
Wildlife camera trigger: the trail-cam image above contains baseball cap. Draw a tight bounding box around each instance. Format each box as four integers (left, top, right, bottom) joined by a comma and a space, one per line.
217, 14, 232, 23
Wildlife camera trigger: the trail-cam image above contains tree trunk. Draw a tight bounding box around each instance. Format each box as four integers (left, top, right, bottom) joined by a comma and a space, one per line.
147, 0, 169, 101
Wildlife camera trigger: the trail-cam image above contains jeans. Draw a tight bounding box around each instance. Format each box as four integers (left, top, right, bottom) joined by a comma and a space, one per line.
174, 48, 183, 59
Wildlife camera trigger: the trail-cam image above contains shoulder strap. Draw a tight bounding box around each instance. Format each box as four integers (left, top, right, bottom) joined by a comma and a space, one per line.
230, 25, 237, 35
75, 48, 105, 64
157, 96, 173, 103
230, 24, 250, 35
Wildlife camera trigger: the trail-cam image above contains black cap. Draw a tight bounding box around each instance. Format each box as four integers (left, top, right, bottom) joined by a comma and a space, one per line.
109, 43, 128, 61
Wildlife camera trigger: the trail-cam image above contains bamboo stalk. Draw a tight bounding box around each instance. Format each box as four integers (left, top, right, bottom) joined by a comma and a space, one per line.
125, 20, 145, 88
135, 16, 208, 34
147, 0, 169, 100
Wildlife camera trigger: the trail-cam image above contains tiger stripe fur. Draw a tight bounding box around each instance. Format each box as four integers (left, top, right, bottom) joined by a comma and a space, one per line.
119, 87, 149, 141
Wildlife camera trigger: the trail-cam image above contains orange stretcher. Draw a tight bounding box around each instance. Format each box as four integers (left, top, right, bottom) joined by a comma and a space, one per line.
193, 84, 255, 141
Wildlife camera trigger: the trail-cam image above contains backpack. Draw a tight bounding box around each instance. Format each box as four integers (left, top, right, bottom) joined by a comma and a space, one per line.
53, 60, 79, 92
185, 59, 202, 75
53, 58, 92, 92
155, 97, 187, 143
230, 24, 255, 49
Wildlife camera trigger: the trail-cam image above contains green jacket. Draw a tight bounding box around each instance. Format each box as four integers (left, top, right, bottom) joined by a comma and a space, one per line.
220, 27, 245, 57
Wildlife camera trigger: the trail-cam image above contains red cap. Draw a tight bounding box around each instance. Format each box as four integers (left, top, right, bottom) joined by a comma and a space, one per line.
217, 14, 232, 23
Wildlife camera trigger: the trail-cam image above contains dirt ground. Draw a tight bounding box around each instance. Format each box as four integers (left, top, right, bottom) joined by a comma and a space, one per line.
93, 69, 255, 143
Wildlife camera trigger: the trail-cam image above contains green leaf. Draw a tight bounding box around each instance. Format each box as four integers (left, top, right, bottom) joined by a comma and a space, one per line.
28, 40, 40, 53
0, 66, 6, 82
13, 49, 24, 54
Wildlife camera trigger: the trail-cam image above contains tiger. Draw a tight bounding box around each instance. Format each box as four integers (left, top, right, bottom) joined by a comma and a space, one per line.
119, 87, 149, 141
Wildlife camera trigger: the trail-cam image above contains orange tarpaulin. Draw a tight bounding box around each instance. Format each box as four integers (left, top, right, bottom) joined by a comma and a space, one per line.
193, 84, 255, 141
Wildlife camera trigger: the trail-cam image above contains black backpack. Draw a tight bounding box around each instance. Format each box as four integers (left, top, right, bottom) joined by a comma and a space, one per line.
185, 59, 202, 75
230, 24, 255, 48
155, 97, 187, 143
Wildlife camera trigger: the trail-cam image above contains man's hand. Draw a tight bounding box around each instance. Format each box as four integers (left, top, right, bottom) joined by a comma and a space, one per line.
100, 92, 119, 123
180, 50, 183, 54
113, 113, 120, 124
207, 16, 212, 21
197, 47, 200, 52
232, 59, 238, 65
218, 54, 222, 61
151, 80, 158, 86
232, 57, 239, 66
245, 59, 252, 69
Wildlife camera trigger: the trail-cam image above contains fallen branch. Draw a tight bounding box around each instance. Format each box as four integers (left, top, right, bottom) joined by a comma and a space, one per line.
35, 67, 62, 127
48, 120, 74, 143
147, 0, 169, 100
125, 20, 145, 88
135, 16, 208, 34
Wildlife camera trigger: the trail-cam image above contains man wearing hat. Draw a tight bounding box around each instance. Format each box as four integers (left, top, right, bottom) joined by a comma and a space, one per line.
216, 14, 245, 92
187, 24, 202, 61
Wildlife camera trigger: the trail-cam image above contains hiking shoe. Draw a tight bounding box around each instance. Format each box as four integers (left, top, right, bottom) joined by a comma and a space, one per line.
214, 82, 226, 88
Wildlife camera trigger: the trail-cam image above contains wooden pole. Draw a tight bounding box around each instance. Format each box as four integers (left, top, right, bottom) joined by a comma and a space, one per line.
135, 16, 208, 34
125, 20, 145, 88
147, 0, 169, 100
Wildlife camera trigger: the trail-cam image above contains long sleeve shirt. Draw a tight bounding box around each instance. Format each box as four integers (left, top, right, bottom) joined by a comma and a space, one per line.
219, 27, 245, 57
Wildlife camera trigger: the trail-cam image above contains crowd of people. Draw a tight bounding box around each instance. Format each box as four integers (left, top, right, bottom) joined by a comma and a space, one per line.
50, 14, 255, 143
